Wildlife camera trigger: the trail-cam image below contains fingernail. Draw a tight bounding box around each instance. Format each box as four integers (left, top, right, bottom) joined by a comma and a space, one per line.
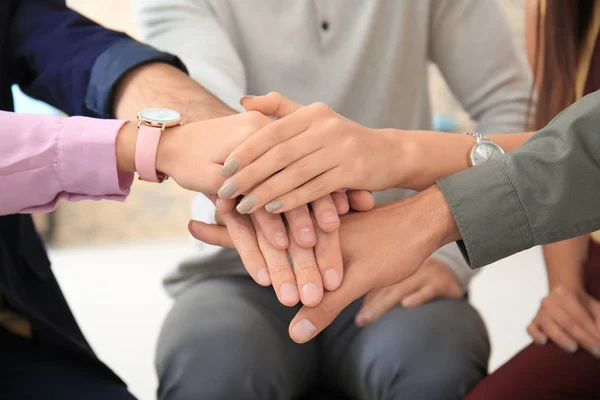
592, 346, 600, 359
236, 195, 257, 214
221, 158, 240, 178
274, 232, 289, 248
239, 95, 256, 105
565, 341, 578, 353
535, 336, 548, 346
265, 200, 283, 213
257, 268, 270, 285
299, 228, 315, 244
356, 311, 376, 327
301, 283, 320, 305
280, 282, 298, 304
218, 179, 239, 199
291, 319, 317, 343
324, 269, 340, 289
321, 211, 339, 224
215, 198, 223, 211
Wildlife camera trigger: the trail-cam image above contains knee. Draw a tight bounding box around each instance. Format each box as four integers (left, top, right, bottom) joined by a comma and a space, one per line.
157, 331, 286, 400
359, 301, 489, 400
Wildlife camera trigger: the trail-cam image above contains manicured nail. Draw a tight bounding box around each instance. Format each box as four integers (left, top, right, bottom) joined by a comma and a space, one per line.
257, 268, 271, 285
321, 211, 339, 224
299, 228, 315, 244
265, 200, 283, 213
221, 158, 240, 178
592, 346, 600, 359
291, 319, 317, 343
217, 179, 239, 199
535, 336, 548, 346
324, 269, 340, 290
274, 232, 289, 248
280, 282, 298, 304
301, 283, 320, 305
236, 195, 257, 214
239, 95, 256, 105
564, 341, 578, 353
215, 198, 223, 211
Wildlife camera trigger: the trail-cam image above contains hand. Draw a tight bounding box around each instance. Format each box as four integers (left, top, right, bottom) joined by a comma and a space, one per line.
150, 111, 270, 194
287, 185, 459, 343
217, 92, 408, 214
355, 258, 463, 327
527, 285, 600, 357
192, 191, 375, 306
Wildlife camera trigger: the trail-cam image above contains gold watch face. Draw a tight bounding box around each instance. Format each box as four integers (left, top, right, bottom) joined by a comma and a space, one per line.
137, 108, 182, 126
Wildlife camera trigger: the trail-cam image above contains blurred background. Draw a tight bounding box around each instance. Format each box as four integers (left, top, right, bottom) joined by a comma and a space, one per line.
19, 2, 547, 400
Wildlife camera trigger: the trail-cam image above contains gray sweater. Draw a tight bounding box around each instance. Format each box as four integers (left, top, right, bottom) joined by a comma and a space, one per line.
133, 0, 530, 296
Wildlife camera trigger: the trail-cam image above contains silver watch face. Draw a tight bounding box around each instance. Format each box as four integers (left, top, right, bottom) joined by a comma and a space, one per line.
471, 141, 505, 166
137, 108, 181, 124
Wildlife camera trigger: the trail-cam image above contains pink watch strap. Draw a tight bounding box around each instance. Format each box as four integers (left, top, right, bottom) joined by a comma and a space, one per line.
135, 125, 164, 182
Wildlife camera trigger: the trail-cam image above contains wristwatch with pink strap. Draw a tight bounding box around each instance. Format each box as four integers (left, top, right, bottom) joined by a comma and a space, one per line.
135, 108, 183, 182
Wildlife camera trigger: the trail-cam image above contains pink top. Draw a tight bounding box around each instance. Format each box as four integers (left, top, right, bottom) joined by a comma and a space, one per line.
0, 111, 134, 215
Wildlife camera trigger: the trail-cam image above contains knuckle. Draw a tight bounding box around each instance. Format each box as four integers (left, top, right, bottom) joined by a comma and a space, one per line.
293, 259, 316, 275
269, 263, 291, 280
244, 110, 265, 126
230, 225, 249, 242
274, 142, 293, 164
310, 101, 331, 115
317, 297, 341, 320
240, 248, 262, 264
294, 160, 311, 179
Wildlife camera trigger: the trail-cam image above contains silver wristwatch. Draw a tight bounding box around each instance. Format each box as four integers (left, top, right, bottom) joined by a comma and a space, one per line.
465, 132, 505, 166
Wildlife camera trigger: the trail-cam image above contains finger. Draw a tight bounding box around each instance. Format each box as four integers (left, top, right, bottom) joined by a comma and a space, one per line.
252, 208, 290, 249
313, 218, 343, 291
241, 92, 304, 119
188, 220, 234, 248
588, 300, 600, 330
287, 234, 323, 307
222, 130, 326, 202
355, 286, 402, 327
527, 320, 549, 345
401, 285, 438, 308
331, 191, 350, 215
284, 205, 317, 248
347, 190, 376, 212
215, 198, 237, 215
221, 96, 312, 180
311, 195, 340, 233
259, 167, 345, 214
538, 313, 579, 353
223, 213, 271, 287
288, 263, 371, 343
557, 292, 600, 343
251, 216, 299, 306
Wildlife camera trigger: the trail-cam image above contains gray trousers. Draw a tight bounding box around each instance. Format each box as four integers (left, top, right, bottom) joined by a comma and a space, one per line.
156, 276, 490, 400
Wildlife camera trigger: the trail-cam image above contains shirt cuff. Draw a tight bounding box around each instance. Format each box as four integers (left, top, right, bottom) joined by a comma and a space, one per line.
85, 38, 187, 118
435, 159, 534, 268
58, 116, 134, 198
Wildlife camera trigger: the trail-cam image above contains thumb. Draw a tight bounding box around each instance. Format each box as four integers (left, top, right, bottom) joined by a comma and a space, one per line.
288, 263, 372, 343
240, 92, 304, 119
188, 220, 234, 248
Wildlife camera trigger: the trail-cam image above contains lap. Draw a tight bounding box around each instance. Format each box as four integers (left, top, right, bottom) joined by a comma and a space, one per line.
322, 297, 490, 400
0, 327, 134, 400
156, 276, 319, 400
466, 342, 600, 400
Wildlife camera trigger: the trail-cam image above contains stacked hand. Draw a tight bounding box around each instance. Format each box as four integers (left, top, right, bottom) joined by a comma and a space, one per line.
528, 285, 600, 357
191, 185, 457, 343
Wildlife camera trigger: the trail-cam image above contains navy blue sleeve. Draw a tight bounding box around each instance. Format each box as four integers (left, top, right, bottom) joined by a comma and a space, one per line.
8, 0, 185, 118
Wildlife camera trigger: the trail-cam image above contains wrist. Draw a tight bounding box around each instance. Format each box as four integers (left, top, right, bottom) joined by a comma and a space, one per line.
379, 129, 422, 189
115, 121, 138, 173
155, 124, 181, 177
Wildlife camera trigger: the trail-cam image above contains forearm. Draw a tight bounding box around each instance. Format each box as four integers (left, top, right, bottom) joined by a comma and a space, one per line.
0, 112, 133, 215
112, 62, 236, 122
543, 236, 589, 291
388, 129, 534, 190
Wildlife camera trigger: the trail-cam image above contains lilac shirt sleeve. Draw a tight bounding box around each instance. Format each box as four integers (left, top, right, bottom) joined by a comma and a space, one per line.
0, 111, 134, 215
